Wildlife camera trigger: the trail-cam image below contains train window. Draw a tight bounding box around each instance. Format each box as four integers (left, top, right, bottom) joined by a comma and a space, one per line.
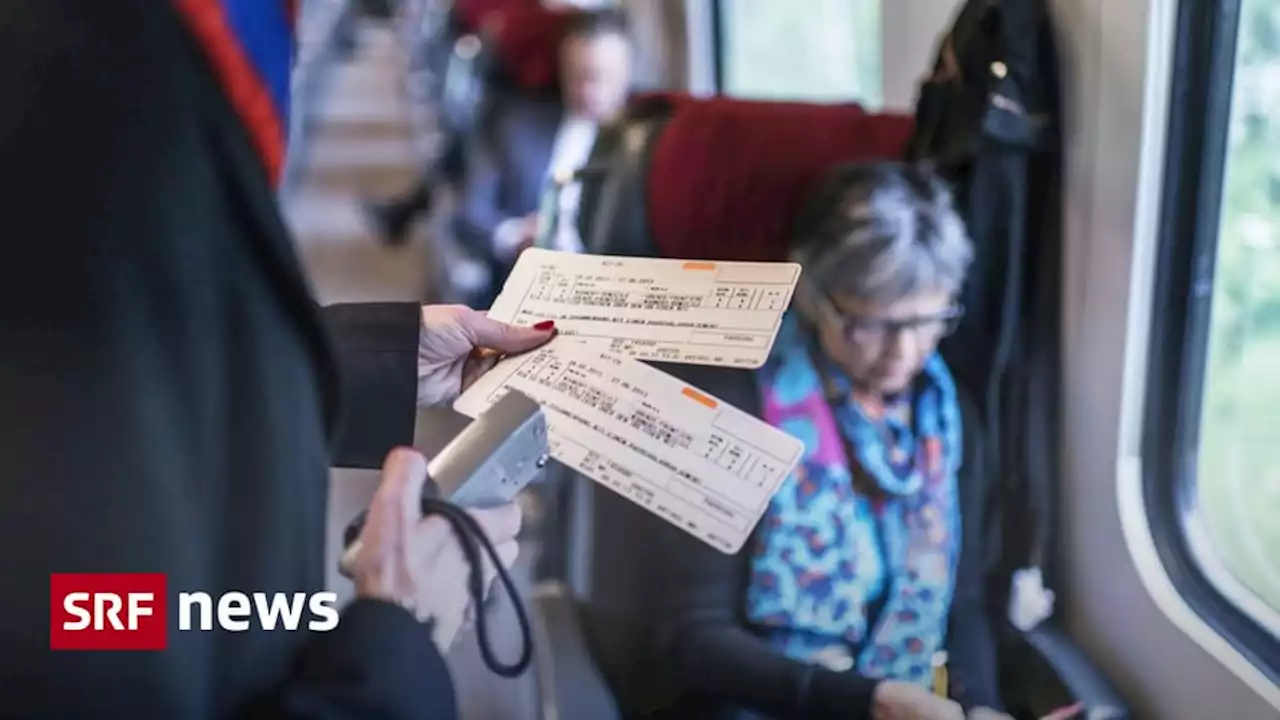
1147, 0, 1280, 678
713, 0, 882, 106
1197, 0, 1280, 631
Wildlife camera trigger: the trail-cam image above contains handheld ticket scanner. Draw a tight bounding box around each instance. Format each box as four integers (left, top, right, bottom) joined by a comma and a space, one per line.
339, 389, 550, 577
338, 390, 548, 678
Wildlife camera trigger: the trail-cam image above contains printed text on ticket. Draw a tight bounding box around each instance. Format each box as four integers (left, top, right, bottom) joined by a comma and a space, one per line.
488, 249, 801, 369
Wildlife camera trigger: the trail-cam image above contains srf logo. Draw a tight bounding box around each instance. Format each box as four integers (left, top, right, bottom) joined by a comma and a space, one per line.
50, 573, 168, 651
50, 573, 340, 651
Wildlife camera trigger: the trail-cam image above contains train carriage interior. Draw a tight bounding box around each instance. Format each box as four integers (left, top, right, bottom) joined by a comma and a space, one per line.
22, 0, 1280, 717
286, 0, 1280, 718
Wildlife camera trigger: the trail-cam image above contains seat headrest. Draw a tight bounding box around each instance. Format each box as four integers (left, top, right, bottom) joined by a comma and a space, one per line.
645, 99, 915, 262
483, 5, 579, 93
453, 0, 538, 34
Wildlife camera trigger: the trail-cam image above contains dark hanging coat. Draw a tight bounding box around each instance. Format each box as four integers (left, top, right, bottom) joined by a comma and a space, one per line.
905, 0, 1065, 598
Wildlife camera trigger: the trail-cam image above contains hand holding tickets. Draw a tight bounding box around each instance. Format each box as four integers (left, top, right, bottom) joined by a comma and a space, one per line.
488, 249, 801, 369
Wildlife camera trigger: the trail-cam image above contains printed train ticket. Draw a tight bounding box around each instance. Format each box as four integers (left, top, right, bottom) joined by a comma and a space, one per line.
454, 338, 804, 553
488, 249, 802, 369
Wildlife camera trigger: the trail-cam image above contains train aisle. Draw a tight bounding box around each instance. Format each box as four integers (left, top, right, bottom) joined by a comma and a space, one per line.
283, 20, 427, 303
285, 16, 538, 719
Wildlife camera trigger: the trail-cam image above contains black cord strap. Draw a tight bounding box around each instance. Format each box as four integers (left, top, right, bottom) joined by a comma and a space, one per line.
419, 498, 534, 678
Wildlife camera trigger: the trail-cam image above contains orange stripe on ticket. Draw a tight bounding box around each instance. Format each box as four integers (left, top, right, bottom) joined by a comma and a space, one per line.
682, 261, 716, 271
682, 387, 718, 408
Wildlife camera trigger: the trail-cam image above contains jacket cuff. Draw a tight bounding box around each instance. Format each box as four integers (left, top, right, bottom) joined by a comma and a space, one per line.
322, 302, 420, 469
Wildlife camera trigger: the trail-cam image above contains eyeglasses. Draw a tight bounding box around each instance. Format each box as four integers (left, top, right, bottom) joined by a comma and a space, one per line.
838, 306, 964, 348
794, 276, 965, 350
818, 293, 965, 350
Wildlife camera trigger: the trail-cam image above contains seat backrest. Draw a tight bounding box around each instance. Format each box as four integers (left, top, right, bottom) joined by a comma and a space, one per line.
577, 92, 693, 256
483, 4, 577, 94
647, 99, 915, 262
433, 2, 571, 168
584, 97, 915, 261
454, 0, 535, 33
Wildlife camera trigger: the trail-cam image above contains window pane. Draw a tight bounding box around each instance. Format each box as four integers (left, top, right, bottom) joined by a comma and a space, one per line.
1195, 0, 1280, 632
719, 0, 882, 107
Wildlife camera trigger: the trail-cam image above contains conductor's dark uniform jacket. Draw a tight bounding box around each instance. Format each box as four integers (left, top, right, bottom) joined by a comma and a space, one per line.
0, 1, 453, 717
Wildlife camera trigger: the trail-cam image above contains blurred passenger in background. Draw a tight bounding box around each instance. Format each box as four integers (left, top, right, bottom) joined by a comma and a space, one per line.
363, 0, 538, 245
452, 7, 632, 307
655, 163, 1009, 720
364, 0, 621, 247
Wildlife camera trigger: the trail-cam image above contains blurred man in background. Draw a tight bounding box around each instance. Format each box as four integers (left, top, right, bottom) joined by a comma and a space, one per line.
364, 0, 625, 250
451, 7, 633, 306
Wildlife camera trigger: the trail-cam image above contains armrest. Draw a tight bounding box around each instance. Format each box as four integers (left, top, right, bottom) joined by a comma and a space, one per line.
1012, 622, 1130, 719
530, 581, 621, 720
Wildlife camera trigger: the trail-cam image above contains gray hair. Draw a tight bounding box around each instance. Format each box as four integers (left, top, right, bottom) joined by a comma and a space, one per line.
790, 161, 973, 305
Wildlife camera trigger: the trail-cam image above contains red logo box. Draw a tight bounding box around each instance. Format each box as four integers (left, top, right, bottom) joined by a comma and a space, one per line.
50, 573, 168, 651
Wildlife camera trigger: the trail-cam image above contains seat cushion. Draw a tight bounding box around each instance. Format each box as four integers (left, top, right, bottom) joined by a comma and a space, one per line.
646, 100, 915, 262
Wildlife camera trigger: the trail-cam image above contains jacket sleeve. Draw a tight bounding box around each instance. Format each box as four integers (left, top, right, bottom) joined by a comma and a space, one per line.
657, 529, 882, 719
321, 303, 422, 469
244, 600, 456, 719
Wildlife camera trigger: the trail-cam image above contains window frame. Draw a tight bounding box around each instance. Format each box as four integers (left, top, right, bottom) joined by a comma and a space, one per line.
1144, 0, 1280, 682
710, 0, 726, 92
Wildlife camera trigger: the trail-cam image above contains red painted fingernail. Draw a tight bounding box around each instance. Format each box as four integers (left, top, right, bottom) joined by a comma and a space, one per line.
533, 320, 555, 331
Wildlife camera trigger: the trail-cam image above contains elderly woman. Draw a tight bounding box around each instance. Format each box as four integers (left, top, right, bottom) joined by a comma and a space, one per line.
653, 162, 1006, 720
